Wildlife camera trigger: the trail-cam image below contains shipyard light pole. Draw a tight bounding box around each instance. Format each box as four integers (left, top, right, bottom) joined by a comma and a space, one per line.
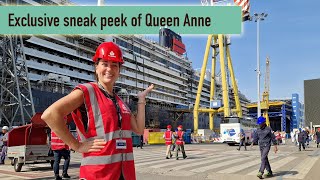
252, 12, 268, 118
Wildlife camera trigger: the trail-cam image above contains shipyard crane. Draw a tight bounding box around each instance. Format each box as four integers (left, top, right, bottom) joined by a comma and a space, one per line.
260, 56, 270, 126
193, 0, 251, 134
193, 35, 243, 134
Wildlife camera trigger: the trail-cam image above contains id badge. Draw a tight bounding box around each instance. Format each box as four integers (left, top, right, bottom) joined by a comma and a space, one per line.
116, 139, 127, 149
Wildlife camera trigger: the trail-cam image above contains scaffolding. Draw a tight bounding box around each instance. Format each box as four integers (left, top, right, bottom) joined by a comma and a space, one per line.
0, 35, 35, 126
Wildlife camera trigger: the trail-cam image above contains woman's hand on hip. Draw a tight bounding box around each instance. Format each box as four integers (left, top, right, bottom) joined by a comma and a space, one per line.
75, 139, 107, 153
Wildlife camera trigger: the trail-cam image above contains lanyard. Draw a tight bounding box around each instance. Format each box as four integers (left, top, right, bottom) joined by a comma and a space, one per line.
98, 82, 122, 129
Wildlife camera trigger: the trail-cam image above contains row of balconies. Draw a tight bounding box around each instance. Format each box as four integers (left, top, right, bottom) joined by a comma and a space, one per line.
24, 47, 94, 72
27, 36, 92, 62
122, 49, 188, 81
26, 60, 94, 82
120, 71, 187, 94
128, 92, 187, 106
123, 61, 187, 87
116, 79, 187, 100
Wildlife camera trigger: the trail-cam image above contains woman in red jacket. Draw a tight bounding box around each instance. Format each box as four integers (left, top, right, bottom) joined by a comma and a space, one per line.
42, 42, 153, 180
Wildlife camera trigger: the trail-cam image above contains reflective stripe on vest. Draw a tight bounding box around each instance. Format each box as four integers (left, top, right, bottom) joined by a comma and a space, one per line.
176, 131, 184, 144
72, 83, 136, 180
51, 131, 69, 150
83, 83, 105, 139
81, 153, 134, 166
165, 131, 172, 142
51, 142, 67, 146
82, 130, 132, 142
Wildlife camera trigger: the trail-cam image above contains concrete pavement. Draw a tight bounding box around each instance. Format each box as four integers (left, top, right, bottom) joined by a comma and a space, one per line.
0, 142, 319, 180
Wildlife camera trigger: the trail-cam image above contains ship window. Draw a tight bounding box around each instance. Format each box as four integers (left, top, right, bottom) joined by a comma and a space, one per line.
37, 59, 42, 63
134, 46, 140, 53
59, 65, 63, 68
66, 37, 75, 44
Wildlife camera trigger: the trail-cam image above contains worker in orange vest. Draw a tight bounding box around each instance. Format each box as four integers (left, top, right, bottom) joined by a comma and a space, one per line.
42, 42, 154, 180
51, 120, 70, 180
163, 125, 173, 159
175, 125, 187, 160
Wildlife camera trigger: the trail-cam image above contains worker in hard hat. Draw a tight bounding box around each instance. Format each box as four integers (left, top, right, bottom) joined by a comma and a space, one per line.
0, 126, 9, 164
175, 125, 187, 160
163, 125, 174, 159
42, 42, 154, 180
297, 128, 306, 151
251, 116, 278, 179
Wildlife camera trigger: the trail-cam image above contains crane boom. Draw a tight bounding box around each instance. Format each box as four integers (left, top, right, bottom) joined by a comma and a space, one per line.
264, 57, 270, 93
261, 56, 270, 126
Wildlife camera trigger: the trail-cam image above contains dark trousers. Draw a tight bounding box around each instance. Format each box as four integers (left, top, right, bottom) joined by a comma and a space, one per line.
238, 139, 247, 150
259, 145, 272, 174
299, 142, 305, 150
137, 136, 143, 149
0, 145, 7, 164
53, 149, 70, 176
175, 144, 186, 158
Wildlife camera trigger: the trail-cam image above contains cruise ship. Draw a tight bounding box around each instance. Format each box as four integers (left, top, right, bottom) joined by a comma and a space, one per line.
0, 0, 251, 131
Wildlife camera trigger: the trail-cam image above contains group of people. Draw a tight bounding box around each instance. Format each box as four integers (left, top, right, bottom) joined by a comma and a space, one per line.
163, 125, 187, 160
290, 127, 320, 151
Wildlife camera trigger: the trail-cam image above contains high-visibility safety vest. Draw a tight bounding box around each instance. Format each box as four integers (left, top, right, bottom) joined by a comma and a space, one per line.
176, 131, 184, 145
71, 82, 136, 180
51, 131, 69, 151
164, 131, 172, 145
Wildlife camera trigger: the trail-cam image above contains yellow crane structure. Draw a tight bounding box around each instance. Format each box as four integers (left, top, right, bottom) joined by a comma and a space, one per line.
260, 56, 270, 126
193, 35, 242, 134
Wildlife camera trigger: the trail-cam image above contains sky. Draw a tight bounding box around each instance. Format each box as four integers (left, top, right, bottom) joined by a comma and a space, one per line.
72, 0, 320, 103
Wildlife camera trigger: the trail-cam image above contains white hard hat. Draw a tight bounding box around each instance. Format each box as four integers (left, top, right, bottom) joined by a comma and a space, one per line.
2, 126, 9, 130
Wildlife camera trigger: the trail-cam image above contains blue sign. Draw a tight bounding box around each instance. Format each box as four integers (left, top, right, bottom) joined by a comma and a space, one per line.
223, 128, 236, 136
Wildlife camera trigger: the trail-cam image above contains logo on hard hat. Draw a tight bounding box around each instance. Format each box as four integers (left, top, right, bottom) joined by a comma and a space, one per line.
108, 51, 116, 58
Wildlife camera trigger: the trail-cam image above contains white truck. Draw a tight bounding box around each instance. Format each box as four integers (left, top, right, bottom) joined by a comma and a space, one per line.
220, 123, 254, 146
